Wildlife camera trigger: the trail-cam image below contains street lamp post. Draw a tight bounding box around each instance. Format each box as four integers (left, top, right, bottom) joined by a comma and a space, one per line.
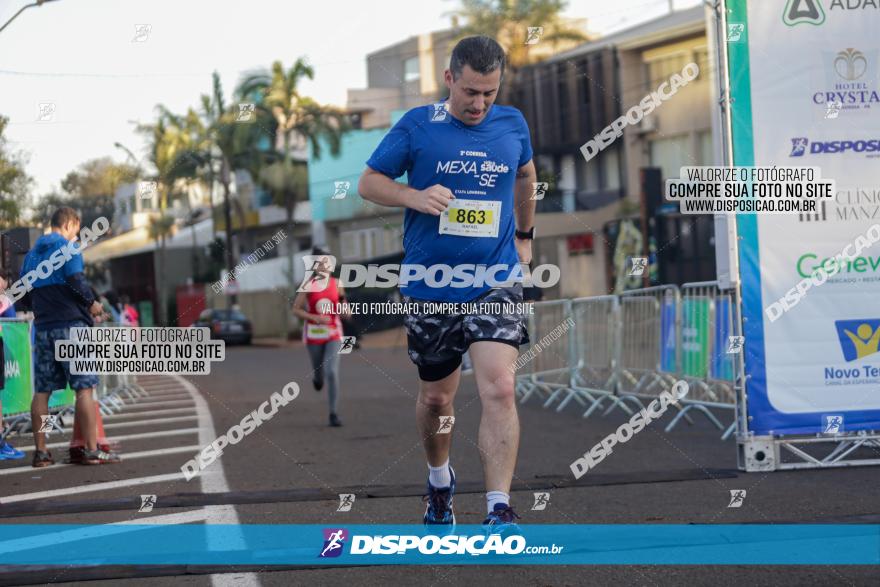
0, 0, 60, 35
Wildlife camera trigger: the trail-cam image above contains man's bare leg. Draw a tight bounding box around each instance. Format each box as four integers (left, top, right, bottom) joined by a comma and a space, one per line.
74, 387, 97, 451
468, 341, 520, 495
416, 368, 460, 466
30, 393, 50, 452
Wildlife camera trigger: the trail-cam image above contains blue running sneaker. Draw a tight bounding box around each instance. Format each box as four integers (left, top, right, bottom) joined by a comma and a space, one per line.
0, 441, 25, 460
423, 466, 456, 526
483, 503, 521, 535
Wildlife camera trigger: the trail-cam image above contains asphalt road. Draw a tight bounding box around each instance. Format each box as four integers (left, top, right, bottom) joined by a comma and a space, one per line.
1, 331, 878, 586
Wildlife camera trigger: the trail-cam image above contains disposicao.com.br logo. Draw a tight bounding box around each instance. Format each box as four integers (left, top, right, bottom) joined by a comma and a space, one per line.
299, 255, 561, 291
317, 528, 563, 558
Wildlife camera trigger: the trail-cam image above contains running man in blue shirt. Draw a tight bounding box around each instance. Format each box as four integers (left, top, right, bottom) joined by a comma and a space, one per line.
359, 36, 537, 533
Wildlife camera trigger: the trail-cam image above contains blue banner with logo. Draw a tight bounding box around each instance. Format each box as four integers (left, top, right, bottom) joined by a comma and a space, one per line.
711, 297, 735, 381
728, 0, 880, 435
0, 524, 877, 565
660, 298, 677, 373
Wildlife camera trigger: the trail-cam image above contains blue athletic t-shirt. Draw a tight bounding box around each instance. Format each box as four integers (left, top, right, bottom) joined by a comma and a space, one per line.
365, 102, 533, 302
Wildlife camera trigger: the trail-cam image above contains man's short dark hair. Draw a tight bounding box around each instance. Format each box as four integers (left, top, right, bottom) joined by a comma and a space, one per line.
450, 36, 506, 81
50, 207, 81, 229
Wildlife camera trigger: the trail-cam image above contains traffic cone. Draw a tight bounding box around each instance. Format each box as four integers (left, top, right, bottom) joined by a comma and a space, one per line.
69, 403, 110, 452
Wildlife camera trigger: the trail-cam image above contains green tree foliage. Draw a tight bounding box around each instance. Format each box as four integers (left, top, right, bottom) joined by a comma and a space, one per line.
0, 115, 33, 229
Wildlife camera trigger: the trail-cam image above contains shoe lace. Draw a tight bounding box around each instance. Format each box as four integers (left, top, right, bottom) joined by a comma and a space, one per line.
86, 449, 113, 460
492, 506, 521, 523
423, 487, 452, 519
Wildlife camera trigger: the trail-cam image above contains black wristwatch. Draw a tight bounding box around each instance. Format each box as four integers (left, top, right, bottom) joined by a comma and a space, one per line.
515, 227, 535, 240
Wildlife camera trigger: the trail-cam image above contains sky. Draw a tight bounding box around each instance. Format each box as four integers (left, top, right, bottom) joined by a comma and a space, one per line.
0, 0, 700, 197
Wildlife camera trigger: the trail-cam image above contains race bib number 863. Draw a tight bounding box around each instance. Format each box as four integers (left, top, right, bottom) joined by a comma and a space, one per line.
439, 199, 501, 238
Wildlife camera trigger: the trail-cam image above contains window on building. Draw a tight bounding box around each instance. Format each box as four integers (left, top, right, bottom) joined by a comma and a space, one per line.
340, 231, 361, 260
578, 152, 600, 192
649, 135, 690, 182
341, 226, 405, 261
601, 148, 621, 190
694, 47, 710, 81
697, 130, 715, 165
647, 53, 687, 87
404, 57, 420, 82
557, 63, 569, 142
579, 60, 591, 105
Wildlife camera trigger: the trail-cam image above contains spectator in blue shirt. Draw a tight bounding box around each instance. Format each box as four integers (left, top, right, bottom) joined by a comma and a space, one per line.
21, 207, 120, 467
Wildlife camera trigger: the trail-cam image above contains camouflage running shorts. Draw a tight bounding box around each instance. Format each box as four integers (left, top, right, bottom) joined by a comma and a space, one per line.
403, 285, 530, 381
35, 321, 100, 393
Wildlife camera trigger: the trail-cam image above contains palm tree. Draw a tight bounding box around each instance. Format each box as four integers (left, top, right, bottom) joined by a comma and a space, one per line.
200, 71, 277, 286
237, 58, 350, 298
137, 106, 200, 325
257, 158, 308, 297
452, 0, 590, 100
164, 107, 210, 280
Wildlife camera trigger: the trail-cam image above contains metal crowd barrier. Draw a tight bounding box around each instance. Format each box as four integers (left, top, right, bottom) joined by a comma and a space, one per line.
617, 285, 681, 405
560, 296, 631, 418
517, 300, 572, 405
515, 281, 739, 440
674, 282, 740, 439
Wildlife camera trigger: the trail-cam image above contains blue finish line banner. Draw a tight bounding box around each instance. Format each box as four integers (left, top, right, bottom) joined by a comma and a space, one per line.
0, 525, 878, 565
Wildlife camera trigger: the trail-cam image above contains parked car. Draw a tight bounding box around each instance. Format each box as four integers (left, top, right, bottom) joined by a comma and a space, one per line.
193, 308, 252, 345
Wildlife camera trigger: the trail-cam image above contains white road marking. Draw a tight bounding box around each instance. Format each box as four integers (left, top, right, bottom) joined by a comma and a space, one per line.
124, 399, 194, 409
45, 427, 202, 449
104, 407, 197, 420
0, 509, 210, 554
0, 445, 201, 477
133, 389, 192, 397
0, 375, 258, 584
0, 471, 187, 502
103, 415, 198, 430
128, 395, 191, 404
21, 416, 197, 440
169, 374, 260, 587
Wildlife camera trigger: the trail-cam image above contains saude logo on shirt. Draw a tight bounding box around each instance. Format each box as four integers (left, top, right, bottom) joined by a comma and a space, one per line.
435, 159, 510, 187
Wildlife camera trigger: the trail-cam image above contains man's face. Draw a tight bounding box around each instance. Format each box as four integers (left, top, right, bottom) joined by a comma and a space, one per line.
0, 275, 7, 292
444, 64, 501, 126
60, 220, 81, 241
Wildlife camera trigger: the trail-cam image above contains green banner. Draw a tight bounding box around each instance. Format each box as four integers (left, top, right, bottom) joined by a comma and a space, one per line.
681, 299, 710, 378
1, 320, 34, 416
48, 384, 76, 409
139, 301, 154, 327
1, 319, 77, 415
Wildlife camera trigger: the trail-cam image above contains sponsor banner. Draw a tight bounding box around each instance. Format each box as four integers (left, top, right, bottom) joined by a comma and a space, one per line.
0, 524, 877, 565
681, 299, 710, 378
0, 320, 33, 415
730, 0, 880, 433
660, 298, 677, 373
712, 297, 736, 381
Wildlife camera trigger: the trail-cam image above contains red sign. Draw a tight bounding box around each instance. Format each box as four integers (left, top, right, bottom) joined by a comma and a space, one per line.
567, 233, 594, 255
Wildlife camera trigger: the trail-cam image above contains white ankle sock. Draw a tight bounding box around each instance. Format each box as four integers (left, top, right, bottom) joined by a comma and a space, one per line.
428, 460, 451, 488
486, 490, 510, 513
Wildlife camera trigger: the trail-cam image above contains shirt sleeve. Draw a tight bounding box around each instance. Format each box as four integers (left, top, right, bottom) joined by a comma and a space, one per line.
63, 242, 85, 278
62, 243, 95, 305
517, 112, 534, 168
65, 274, 95, 306
365, 113, 413, 179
